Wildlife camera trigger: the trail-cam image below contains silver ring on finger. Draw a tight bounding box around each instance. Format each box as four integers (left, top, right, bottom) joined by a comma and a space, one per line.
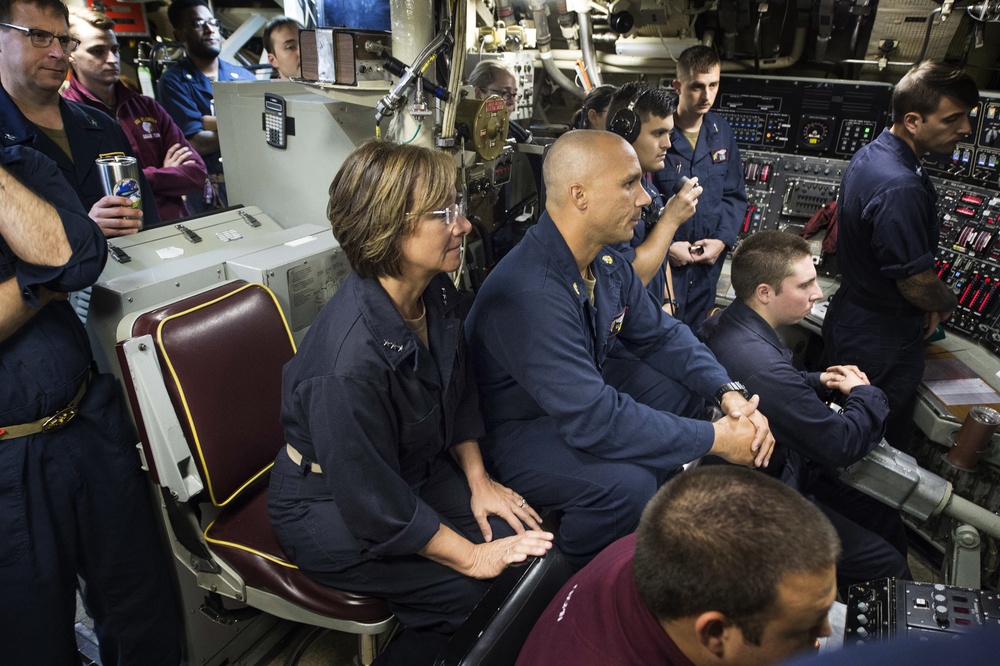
518, 498, 525, 508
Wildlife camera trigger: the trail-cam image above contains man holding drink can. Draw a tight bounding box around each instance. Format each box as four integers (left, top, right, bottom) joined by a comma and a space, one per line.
0, 0, 159, 236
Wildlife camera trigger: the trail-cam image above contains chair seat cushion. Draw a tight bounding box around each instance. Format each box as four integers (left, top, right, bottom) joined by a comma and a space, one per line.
206, 487, 392, 623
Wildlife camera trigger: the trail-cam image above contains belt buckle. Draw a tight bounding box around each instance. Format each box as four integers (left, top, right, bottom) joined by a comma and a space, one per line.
42, 406, 78, 433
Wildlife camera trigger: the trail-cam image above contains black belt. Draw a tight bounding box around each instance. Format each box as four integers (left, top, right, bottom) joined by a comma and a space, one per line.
840, 287, 923, 318
0, 377, 88, 441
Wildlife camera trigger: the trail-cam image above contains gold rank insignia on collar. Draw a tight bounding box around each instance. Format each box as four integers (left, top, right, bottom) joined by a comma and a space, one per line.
601, 255, 613, 264
573, 283, 580, 295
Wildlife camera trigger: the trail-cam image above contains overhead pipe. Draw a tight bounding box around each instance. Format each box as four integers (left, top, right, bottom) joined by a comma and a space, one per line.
547, 26, 806, 73
527, 0, 585, 100
577, 9, 603, 86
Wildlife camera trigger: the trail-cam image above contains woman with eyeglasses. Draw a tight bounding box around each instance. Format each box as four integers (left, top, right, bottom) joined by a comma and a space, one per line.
268, 141, 552, 665
469, 59, 519, 116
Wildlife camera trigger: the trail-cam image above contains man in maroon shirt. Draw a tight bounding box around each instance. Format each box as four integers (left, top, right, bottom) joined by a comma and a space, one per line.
517, 466, 840, 666
64, 7, 206, 221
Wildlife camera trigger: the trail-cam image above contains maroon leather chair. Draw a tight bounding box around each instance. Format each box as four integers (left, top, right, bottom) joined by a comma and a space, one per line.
116, 280, 394, 664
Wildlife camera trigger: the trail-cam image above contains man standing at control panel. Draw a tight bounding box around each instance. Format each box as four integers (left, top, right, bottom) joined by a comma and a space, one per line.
654, 45, 746, 327
819, 60, 977, 560
822, 61, 977, 453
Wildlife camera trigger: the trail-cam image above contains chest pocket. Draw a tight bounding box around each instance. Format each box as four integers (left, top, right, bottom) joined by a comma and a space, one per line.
708, 153, 730, 187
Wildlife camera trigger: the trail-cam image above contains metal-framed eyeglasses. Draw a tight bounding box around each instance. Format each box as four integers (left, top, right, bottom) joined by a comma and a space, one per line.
482, 88, 518, 103
0, 22, 80, 53
184, 18, 221, 31
407, 196, 465, 227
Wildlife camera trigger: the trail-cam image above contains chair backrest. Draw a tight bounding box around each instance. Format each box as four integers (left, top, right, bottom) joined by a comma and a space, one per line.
434, 549, 574, 666
124, 280, 295, 506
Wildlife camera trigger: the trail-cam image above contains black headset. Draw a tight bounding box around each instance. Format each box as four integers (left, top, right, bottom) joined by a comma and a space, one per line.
607, 86, 651, 144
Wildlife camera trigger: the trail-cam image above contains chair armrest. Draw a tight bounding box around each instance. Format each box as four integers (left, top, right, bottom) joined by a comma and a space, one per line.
121, 335, 205, 501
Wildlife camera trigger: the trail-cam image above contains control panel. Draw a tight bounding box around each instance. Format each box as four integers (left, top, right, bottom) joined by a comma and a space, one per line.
739, 149, 848, 241
932, 180, 1000, 353
845, 579, 1000, 645
717, 75, 892, 159
923, 92, 1000, 189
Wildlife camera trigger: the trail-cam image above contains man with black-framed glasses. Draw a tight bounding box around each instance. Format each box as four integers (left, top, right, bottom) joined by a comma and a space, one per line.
157, 0, 254, 214
0, 0, 161, 236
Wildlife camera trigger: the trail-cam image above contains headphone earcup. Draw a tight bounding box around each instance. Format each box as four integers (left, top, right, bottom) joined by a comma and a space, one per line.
608, 108, 641, 144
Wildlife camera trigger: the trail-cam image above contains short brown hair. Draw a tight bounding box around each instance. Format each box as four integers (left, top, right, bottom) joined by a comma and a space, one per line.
731, 231, 812, 302
327, 140, 456, 279
0, 0, 67, 23
891, 60, 979, 125
633, 466, 839, 645
68, 6, 115, 35
262, 15, 302, 55
676, 45, 720, 81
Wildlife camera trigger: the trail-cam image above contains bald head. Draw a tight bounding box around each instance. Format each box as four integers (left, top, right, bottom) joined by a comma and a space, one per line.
541, 130, 650, 266
544, 130, 634, 208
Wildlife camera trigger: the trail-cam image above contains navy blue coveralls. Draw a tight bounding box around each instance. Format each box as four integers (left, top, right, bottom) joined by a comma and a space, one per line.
819, 128, 940, 557
0, 85, 162, 229
700, 300, 910, 587
467, 213, 732, 568
654, 111, 746, 327
0, 145, 180, 665
822, 129, 939, 451
156, 57, 255, 213
269, 273, 514, 665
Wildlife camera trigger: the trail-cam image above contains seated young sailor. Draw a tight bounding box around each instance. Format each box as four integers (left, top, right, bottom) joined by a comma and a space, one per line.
699, 230, 910, 588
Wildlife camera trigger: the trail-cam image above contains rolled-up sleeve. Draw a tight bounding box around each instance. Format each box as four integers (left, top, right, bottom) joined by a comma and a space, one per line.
7, 147, 106, 307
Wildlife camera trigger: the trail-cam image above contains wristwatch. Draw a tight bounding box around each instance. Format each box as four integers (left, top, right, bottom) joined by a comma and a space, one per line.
715, 381, 750, 405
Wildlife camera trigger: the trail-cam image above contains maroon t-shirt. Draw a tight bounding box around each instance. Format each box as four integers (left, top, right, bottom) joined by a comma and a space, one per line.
517, 534, 695, 666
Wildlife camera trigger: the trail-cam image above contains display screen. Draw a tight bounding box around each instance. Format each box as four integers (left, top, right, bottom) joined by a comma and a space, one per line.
320, 0, 390, 31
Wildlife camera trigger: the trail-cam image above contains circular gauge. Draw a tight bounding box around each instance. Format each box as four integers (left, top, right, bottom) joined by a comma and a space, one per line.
801, 120, 829, 146
796, 116, 836, 151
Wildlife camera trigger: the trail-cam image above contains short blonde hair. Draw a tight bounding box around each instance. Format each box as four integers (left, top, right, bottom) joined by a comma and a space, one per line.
68, 6, 115, 34
327, 141, 456, 279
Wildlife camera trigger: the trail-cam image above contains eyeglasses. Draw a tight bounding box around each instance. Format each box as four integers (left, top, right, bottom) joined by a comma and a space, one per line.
483, 88, 518, 103
407, 197, 465, 227
184, 18, 221, 31
0, 22, 80, 53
